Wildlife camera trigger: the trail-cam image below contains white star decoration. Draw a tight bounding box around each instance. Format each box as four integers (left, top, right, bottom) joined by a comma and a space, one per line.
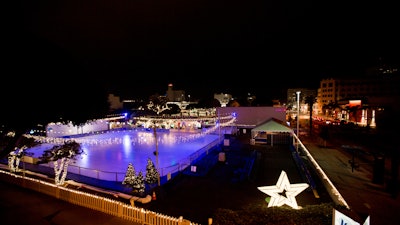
258, 170, 309, 209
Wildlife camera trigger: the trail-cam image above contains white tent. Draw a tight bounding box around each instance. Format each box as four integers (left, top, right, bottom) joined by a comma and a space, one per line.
250, 118, 294, 146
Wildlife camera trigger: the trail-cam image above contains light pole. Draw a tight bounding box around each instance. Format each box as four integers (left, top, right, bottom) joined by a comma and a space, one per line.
218, 110, 221, 145
296, 91, 301, 151
153, 126, 160, 186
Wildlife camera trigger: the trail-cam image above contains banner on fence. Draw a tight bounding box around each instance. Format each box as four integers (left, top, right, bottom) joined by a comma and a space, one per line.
333, 208, 370, 225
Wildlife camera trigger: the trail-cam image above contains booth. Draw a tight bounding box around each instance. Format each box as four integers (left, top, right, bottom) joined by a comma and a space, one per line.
250, 118, 294, 146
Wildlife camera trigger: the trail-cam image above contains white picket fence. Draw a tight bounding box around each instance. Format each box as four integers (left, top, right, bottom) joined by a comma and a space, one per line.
0, 169, 199, 225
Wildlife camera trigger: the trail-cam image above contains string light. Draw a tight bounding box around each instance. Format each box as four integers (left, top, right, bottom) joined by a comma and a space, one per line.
25, 114, 237, 146
7, 146, 27, 173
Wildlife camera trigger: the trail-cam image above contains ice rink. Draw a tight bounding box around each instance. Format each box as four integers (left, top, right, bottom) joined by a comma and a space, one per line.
26, 129, 221, 181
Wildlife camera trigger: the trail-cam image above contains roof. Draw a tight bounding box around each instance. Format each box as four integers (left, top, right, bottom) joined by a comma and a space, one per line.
251, 118, 293, 133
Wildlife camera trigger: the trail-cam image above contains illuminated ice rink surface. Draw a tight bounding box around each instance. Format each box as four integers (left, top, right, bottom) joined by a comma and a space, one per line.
26, 129, 220, 181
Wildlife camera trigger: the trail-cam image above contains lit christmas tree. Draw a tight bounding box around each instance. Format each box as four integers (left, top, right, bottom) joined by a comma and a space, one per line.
122, 163, 137, 189
134, 171, 146, 195
145, 157, 159, 186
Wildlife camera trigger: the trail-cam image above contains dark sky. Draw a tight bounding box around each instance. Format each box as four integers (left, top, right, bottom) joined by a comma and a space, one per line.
6, 1, 399, 101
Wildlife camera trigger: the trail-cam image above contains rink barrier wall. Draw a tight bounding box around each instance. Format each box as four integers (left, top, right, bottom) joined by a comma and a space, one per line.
26, 137, 222, 184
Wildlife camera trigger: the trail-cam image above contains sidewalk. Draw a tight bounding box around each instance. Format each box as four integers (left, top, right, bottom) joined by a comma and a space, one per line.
301, 135, 400, 225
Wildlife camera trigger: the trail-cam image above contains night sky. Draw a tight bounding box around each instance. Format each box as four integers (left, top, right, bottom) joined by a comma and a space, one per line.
5, 1, 399, 101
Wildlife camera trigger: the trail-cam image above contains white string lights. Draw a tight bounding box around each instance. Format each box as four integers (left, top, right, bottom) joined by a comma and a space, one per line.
258, 170, 309, 209
8, 147, 27, 172
24, 114, 237, 146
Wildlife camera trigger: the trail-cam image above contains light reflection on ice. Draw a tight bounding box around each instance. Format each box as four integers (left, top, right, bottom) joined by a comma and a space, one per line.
26, 130, 220, 180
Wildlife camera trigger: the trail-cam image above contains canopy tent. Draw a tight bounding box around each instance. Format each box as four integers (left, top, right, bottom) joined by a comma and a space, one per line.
250, 118, 294, 146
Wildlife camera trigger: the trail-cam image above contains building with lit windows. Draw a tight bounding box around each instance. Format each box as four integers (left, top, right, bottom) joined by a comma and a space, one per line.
316, 73, 400, 125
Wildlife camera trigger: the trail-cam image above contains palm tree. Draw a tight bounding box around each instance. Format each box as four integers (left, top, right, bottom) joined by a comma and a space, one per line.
346, 105, 360, 125
305, 95, 317, 135
7, 135, 38, 173
40, 140, 84, 185
147, 94, 170, 115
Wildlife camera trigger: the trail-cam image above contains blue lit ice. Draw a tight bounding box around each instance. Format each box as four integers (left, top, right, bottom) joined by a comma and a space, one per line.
26, 129, 220, 181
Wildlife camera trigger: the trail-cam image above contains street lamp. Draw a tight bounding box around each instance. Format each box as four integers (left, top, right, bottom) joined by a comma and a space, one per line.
296, 91, 301, 151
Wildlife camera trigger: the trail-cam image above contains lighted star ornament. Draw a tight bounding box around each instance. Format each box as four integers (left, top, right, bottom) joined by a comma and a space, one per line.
258, 170, 309, 209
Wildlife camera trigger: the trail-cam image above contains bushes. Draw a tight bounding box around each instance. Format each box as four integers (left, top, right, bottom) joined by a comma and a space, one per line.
212, 203, 334, 225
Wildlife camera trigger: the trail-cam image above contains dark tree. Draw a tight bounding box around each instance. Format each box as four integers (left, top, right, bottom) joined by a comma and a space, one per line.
197, 98, 222, 108
346, 105, 360, 125
162, 103, 181, 115
305, 95, 317, 135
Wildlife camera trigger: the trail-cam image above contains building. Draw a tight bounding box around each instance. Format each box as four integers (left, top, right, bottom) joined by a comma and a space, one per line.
107, 93, 123, 111
166, 83, 186, 102
316, 73, 400, 125
214, 93, 232, 107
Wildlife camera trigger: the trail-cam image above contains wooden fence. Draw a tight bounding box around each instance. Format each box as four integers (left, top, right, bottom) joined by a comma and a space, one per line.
0, 169, 199, 225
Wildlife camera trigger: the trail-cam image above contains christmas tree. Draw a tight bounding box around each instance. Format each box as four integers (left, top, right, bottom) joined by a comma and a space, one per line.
134, 171, 146, 195
145, 157, 159, 185
122, 163, 137, 188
